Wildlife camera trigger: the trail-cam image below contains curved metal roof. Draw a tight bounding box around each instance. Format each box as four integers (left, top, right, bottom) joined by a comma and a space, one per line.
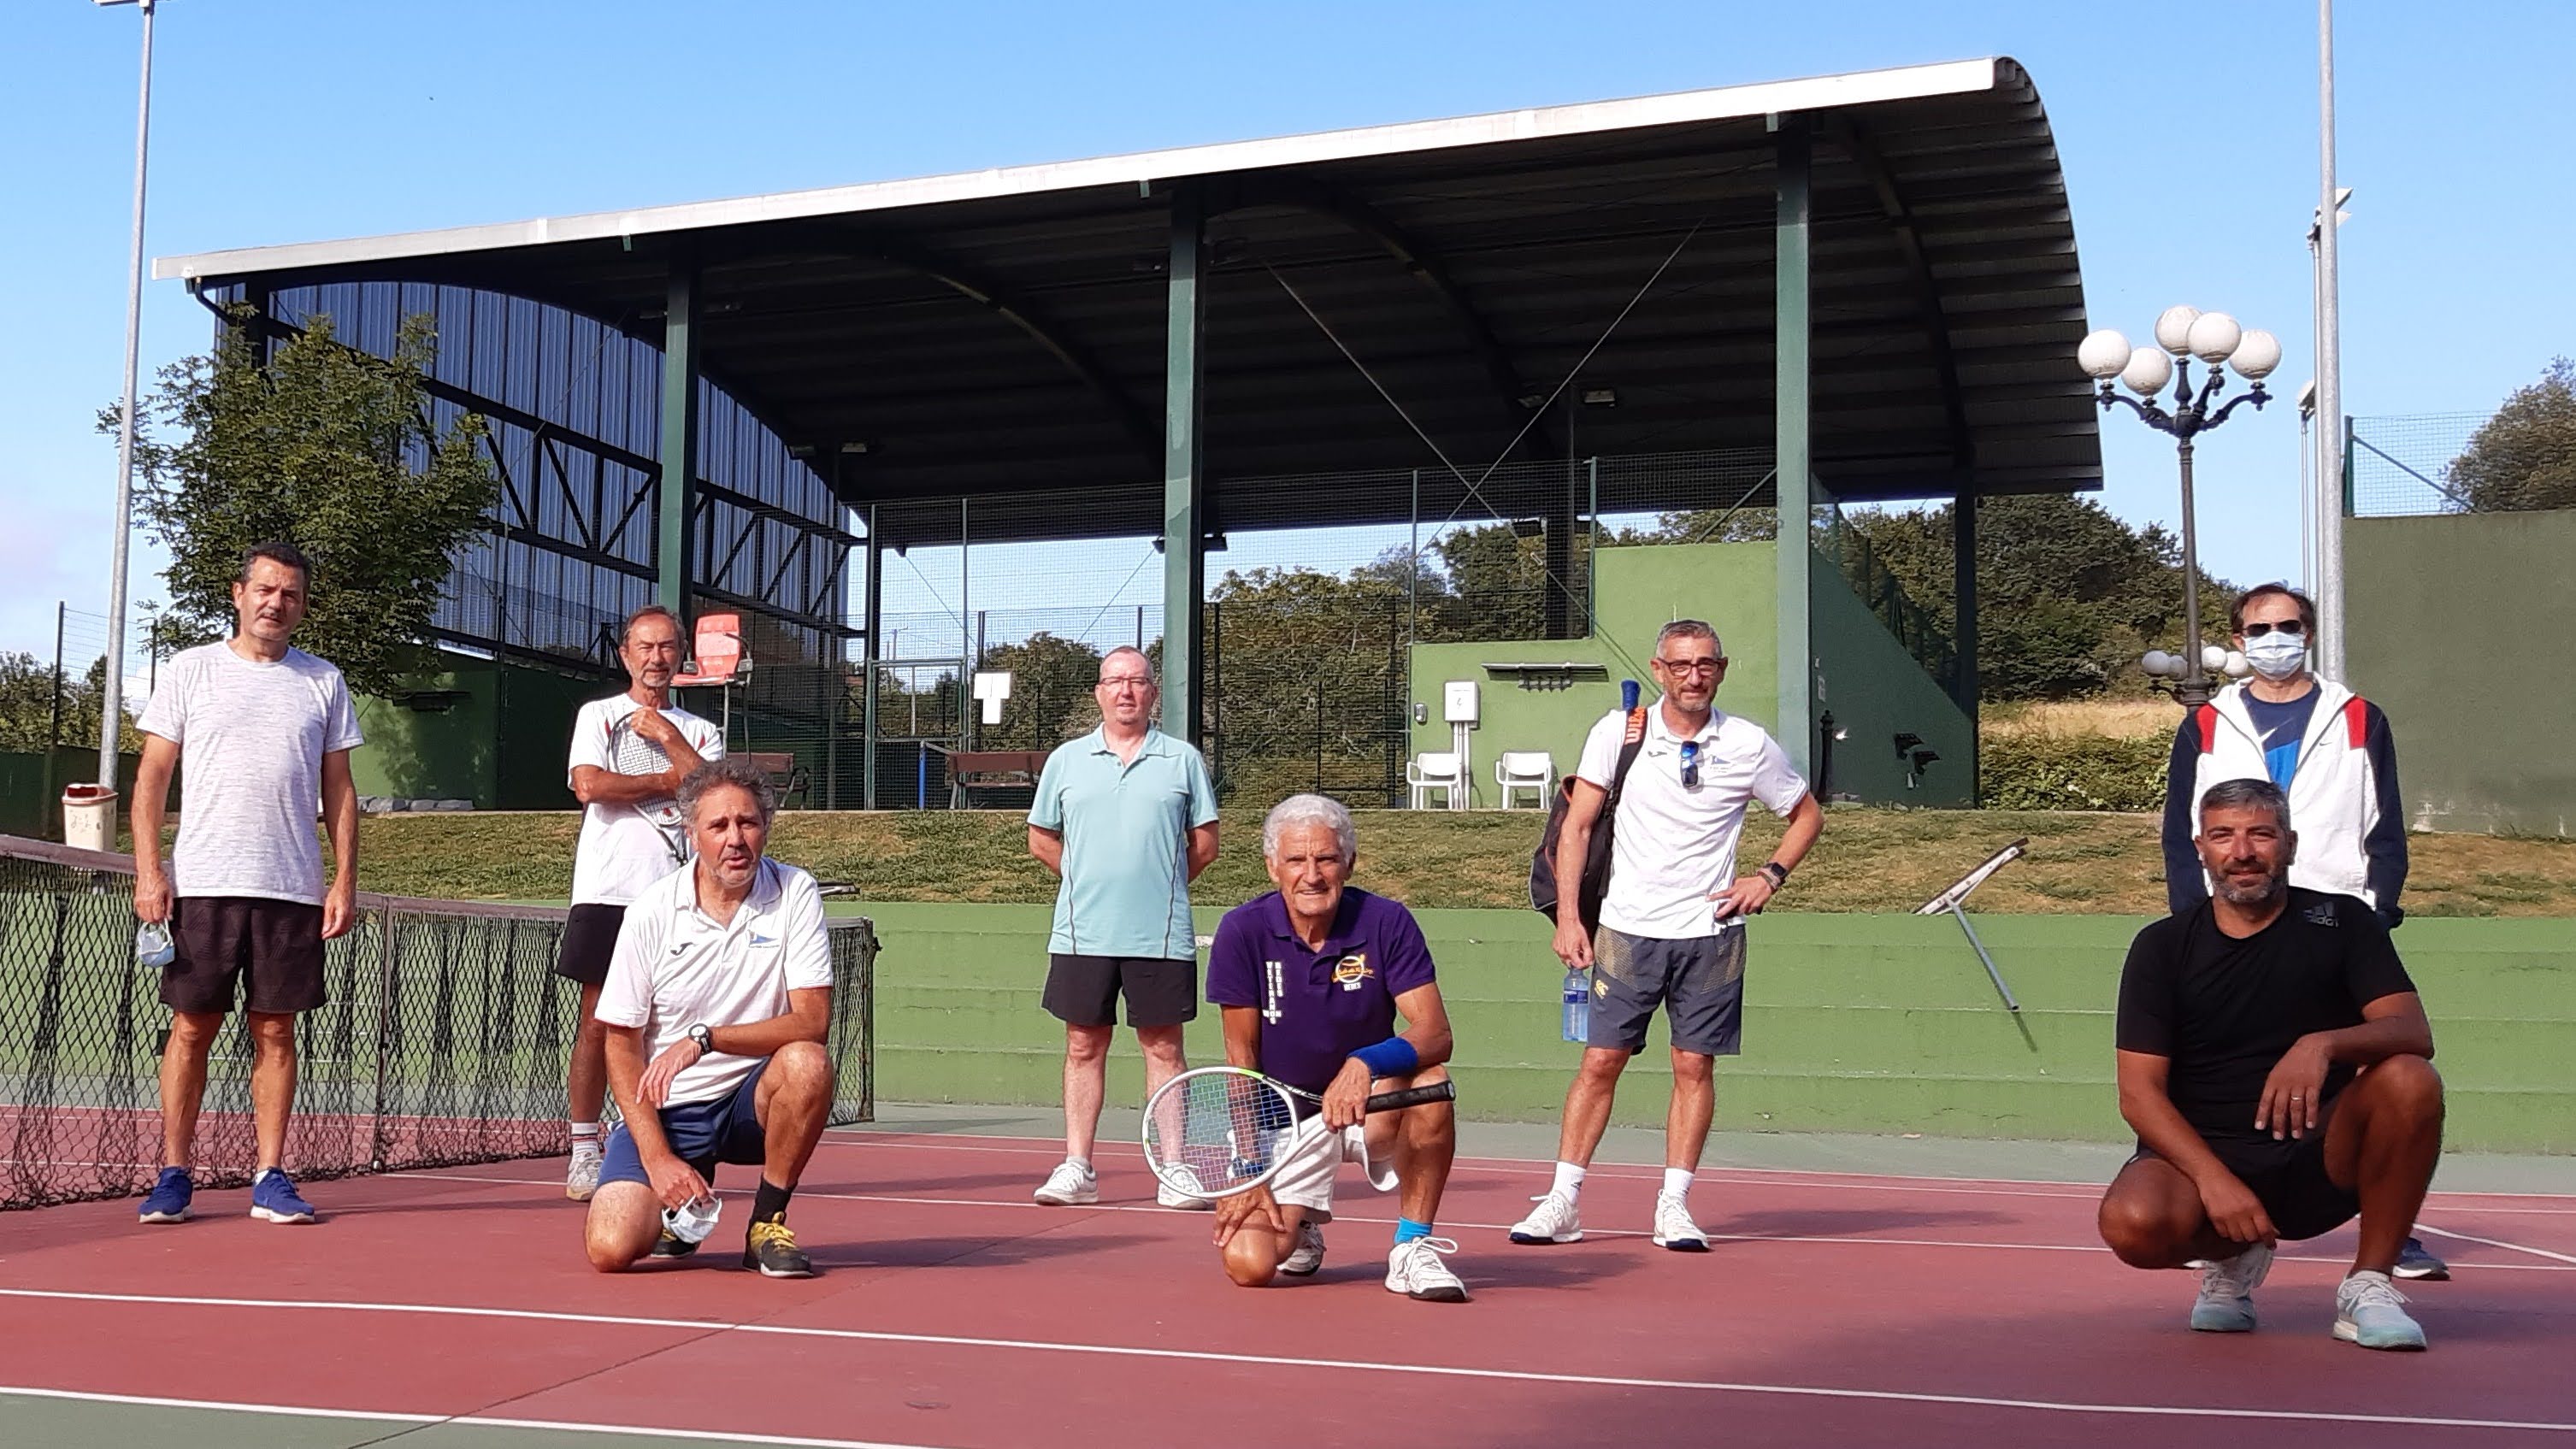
162, 56, 2096, 547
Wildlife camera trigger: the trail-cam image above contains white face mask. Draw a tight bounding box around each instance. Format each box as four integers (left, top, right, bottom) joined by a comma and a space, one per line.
2243, 630, 2308, 680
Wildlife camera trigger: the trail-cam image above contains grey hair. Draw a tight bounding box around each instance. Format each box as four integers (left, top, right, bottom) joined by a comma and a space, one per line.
1263, 793, 1357, 863
1099, 645, 1157, 684
1655, 618, 1724, 657
2200, 777, 2290, 832
677, 757, 777, 826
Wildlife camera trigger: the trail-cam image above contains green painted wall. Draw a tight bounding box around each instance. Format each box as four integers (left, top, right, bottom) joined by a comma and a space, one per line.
1809, 553, 1976, 806
856, 901, 2575, 1153
352, 658, 606, 810
0, 749, 145, 838
2348, 510, 2576, 835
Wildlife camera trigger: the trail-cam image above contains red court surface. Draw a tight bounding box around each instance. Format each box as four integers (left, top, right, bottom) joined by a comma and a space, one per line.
3, 1128, 2573, 1447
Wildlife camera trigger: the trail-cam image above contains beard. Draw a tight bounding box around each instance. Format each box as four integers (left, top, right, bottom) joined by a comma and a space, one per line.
2213, 865, 2287, 906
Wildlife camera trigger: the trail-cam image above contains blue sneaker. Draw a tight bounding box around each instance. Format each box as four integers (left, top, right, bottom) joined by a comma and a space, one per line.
2393, 1236, 2449, 1281
249, 1168, 316, 1224
139, 1167, 192, 1223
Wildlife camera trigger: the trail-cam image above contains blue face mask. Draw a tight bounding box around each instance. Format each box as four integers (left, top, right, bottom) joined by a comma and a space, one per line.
2243, 630, 2308, 680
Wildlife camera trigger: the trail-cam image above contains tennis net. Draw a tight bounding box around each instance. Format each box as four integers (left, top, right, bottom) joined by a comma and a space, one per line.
0, 833, 875, 1212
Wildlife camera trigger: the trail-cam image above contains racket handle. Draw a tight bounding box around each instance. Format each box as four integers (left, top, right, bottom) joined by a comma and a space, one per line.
1365, 1081, 1456, 1113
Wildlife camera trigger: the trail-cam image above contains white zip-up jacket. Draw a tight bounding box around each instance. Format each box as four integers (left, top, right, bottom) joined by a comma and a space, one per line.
2160, 678, 2408, 919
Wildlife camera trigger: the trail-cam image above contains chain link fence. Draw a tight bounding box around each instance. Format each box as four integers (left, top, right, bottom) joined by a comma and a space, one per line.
0, 835, 875, 1212
2349, 413, 2490, 518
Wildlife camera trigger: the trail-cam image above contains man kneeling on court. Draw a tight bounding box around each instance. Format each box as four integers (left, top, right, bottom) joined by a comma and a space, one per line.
586, 757, 835, 1278
1203, 795, 1466, 1301
2099, 778, 2443, 1349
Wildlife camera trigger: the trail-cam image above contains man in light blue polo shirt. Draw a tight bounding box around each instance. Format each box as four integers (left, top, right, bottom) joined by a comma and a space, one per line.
1027, 645, 1221, 1209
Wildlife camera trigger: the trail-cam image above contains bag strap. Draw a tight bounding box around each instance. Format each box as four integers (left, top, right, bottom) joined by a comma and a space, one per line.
1603, 706, 1650, 814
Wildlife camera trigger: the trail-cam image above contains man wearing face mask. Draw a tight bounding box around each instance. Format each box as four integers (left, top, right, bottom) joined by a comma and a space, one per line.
2160, 583, 2439, 1280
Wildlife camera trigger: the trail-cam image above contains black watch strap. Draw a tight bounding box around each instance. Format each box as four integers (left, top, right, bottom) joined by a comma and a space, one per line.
687, 1023, 714, 1054
1759, 860, 1790, 887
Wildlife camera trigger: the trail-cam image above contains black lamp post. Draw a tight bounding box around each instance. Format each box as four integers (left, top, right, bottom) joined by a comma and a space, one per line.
2078, 309, 2284, 707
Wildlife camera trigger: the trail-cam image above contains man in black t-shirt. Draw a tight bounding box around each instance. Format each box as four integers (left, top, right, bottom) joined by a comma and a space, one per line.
2099, 778, 2444, 1352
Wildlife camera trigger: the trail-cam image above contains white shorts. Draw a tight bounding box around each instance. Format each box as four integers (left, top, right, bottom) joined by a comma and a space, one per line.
1267, 1115, 1396, 1222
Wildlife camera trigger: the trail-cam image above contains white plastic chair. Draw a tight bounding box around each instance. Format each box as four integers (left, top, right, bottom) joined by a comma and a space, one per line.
1406, 751, 1464, 810
1494, 751, 1553, 810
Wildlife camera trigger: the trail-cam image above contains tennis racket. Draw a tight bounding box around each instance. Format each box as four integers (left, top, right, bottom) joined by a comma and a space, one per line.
608, 710, 688, 863
1141, 1065, 1454, 1201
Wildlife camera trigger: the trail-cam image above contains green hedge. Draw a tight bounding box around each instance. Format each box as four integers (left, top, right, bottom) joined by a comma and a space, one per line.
1979, 733, 2169, 811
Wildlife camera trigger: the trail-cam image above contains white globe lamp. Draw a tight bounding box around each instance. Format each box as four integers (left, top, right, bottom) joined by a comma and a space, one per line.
2223, 650, 2250, 679
2141, 649, 2176, 679
2202, 643, 2229, 673
2120, 345, 2173, 398
2078, 329, 2133, 380
2186, 311, 2243, 364
2230, 328, 2282, 380
2154, 305, 2202, 356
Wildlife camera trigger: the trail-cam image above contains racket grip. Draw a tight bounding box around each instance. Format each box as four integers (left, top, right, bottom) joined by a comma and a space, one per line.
1364, 1080, 1456, 1113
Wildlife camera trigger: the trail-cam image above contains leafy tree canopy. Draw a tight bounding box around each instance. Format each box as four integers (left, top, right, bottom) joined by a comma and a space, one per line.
2447, 356, 2576, 513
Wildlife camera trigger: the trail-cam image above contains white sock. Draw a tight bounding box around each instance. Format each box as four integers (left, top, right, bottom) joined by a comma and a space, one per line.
1067, 1156, 1094, 1175
1661, 1167, 1695, 1200
569, 1122, 600, 1155
1550, 1161, 1588, 1199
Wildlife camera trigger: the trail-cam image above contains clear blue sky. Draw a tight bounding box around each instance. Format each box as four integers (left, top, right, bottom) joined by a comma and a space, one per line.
4, 0, 2569, 664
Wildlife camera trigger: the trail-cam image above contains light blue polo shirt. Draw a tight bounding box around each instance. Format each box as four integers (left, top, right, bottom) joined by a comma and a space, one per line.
1029, 727, 1219, 960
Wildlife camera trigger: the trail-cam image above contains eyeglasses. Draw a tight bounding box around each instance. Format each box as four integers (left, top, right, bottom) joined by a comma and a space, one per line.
1098, 674, 1154, 689
1655, 658, 1724, 677
1679, 739, 1701, 788
2242, 620, 2307, 639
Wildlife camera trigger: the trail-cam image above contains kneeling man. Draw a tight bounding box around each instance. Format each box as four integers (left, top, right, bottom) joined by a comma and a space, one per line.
585, 757, 837, 1278
1205, 794, 1465, 1301
2099, 779, 2444, 1349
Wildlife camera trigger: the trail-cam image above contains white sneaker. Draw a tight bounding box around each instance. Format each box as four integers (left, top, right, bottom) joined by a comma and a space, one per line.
1281, 1220, 1326, 1277
1385, 1237, 1470, 1302
1157, 1177, 1215, 1210
2188, 1240, 2273, 1333
1651, 1193, 1710, 1252
1034, 1159, 1098, 1206
565, 1146, 603, 1203
1507, 1192, 1583, 1245
2335, 1269, 2427, 1351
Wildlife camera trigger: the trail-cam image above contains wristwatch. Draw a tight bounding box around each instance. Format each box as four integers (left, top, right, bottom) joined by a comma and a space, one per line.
1758, 860, 1791, 889
687, 1023, 715, 1055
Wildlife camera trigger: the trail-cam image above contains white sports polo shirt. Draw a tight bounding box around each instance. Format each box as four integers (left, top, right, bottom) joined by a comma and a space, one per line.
593, 857, 834, 1106
1575, 700, 1808, 939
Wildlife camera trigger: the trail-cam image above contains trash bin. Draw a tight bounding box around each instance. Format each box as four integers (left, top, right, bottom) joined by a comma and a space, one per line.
62, 783, 118, 853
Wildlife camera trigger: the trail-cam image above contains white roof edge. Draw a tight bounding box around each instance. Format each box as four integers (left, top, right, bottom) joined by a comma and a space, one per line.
156, 57, 1997, 282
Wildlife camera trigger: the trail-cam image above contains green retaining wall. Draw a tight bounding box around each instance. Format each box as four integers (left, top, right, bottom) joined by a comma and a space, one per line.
2347, 510, 2576, 836
0, 749, 146, 839
352, 658, 606, 810
856, 901, 2574, 1153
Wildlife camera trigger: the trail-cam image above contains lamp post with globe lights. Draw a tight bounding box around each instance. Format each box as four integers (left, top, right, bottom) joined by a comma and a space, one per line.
2077, 307, 2282, 707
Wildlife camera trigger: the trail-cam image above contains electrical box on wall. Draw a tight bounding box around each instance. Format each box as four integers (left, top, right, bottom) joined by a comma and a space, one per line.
1443, 680, 1479, 724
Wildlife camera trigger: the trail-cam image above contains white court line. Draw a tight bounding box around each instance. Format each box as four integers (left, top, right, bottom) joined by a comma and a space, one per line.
387, 1172, 2576, 1273
2414, 1222, 2576, 1267
0, 1385, 949, 1449
2, 1288, 2568, 1435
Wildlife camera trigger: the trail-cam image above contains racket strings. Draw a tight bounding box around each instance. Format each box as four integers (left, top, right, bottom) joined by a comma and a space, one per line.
1149, 1074, 1299, 1198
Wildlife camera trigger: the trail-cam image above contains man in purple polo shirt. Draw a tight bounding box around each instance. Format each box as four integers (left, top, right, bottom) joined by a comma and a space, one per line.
1203, 794, 1466, 1302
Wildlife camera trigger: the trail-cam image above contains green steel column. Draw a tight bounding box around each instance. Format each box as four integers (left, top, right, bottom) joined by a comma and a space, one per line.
861, 502, 881, 810
1952, 487, 1980, 799
1161, 186, 1208, 742
1773, 119, 1813, 777
657, 264, 702, 621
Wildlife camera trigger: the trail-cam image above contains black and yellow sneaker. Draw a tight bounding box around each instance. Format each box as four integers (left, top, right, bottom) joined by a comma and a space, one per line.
649, 1225, 699, 1259
743, 1219, 814, 1278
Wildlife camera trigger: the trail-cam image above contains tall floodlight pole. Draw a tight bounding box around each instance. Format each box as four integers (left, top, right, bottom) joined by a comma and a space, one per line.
2314, 0, 2347, 679
96, 0, 159, 793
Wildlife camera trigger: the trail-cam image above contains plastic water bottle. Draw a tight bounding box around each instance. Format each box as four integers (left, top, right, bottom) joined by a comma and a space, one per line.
1561, 966, 1590, 1043
662, 1193, 721, 1245
135, 920, 174, 970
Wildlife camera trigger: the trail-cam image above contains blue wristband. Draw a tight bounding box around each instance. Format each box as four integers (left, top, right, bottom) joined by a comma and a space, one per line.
1350, 1036, 1418, 1079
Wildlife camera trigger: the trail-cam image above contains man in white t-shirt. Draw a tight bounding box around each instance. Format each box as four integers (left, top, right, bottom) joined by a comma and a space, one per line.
584, 757, 836, 1279
1511, 620, 1824, 1253
555, 605, 723, 1200
130, 542, 366, 1228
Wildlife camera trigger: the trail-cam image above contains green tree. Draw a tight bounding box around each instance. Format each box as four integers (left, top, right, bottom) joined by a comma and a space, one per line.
976, 631, 1105, 748
2447, 357, 2576, 513
1205, 567, 1410, 805
0, 654, 141, 755
117, 312, 499, 698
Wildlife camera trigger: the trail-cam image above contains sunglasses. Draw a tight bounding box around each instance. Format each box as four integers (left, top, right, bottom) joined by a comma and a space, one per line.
1679, 739, 1701, 788
2242, 620, 2307, 639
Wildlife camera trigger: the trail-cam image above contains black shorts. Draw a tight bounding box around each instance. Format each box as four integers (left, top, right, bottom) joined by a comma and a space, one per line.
1043, 954, 1198, 1028
2134, 1106, 2361, 1243
553, 904, 628, 987
162, 897, 327, 1016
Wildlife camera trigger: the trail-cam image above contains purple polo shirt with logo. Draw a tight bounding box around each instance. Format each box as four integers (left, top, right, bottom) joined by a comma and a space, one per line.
1206, 886, 1438, 1096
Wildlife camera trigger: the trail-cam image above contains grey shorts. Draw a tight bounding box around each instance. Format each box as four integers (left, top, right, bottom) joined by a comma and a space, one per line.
1589, 925, 1746, 1057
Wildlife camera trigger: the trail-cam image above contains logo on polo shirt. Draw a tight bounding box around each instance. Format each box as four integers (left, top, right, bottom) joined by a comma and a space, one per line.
750, 932, 775, 946
1332, 953, 1372, 991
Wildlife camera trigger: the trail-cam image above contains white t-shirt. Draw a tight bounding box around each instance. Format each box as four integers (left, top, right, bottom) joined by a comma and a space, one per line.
567, 694, 724, 907
137, 643, 365, 905
1576, 700, 1809, 939
594, 856, 835, 1107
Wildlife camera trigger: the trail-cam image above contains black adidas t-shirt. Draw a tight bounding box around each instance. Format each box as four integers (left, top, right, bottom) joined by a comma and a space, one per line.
2116, 888, 2415, 1147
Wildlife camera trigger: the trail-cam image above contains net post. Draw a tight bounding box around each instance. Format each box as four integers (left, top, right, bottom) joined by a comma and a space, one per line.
368, 896, 396, 1173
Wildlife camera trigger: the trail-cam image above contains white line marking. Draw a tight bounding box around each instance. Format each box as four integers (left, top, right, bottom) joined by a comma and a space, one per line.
383, 1171, 2576, 1273
0, 1290, 2567, 1434
2415, 1222, 2576, 1267
0, 1385, 953, 1449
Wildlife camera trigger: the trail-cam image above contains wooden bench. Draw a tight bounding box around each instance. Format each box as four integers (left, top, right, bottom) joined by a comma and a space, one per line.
739, 751, 810, 809
940, 749, 1052, 808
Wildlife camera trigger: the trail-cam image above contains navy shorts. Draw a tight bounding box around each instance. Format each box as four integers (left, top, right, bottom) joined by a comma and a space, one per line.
599, 1059, 772, 1189
1589, 925, 1747, 1057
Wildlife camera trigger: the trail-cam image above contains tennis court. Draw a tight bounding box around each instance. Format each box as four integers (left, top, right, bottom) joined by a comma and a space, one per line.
6, 1108, 2574, 1448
